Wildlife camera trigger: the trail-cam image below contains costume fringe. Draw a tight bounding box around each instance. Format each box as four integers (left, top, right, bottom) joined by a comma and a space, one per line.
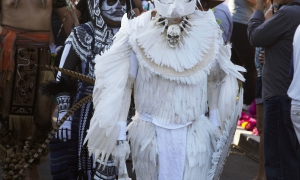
84, 18, 132, 166
127, 117, 158, 180
0, 71, 9, 88
0, 145, 15, 162
3, 49, 15, 70
39, 71, 55, 84
129, 10, 223, 85
8, 115, 34, 131
1, 30, 16, 87
0, 49, 15, 87
207, 87, 244, 180
135, 10, 220, 72
183, 116, 217, 180
39, 76, 78, 99
135, 72, 208, 126
128, 115, 219, 180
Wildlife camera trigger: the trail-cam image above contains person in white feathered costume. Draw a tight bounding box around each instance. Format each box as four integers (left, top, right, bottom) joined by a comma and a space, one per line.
84, 0, 246, 179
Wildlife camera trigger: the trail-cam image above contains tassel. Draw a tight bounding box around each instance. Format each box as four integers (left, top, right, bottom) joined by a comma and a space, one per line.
14, 0, 20, 9
41, 0, 46, 8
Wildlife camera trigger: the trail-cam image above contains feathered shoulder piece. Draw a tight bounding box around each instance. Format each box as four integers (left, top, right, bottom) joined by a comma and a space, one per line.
39, 76, 78, 98
84, 13, 133, 165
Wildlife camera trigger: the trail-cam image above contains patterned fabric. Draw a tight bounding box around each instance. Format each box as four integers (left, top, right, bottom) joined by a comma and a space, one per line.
61, 1, 136, 178
77, 84, 94, 179
0, 116, 18, 159
9, 45, 41, 116
65, 22, 115, 78
94, 157, 117, 180
76, 83, 116, 180
55, 92, 72, 141
64, 10, 116, 177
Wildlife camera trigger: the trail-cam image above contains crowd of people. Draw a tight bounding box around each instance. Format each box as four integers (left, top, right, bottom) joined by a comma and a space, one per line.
0, 0, 300, 179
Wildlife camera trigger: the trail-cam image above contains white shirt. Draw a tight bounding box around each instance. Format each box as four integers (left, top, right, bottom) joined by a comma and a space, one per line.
288, 25, 300, 105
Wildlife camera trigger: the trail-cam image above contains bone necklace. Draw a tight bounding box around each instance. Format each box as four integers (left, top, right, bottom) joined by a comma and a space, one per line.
156, 16, 192, 48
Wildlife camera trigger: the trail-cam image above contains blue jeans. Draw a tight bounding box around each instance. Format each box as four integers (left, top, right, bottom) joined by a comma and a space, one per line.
264, 96, 300, 179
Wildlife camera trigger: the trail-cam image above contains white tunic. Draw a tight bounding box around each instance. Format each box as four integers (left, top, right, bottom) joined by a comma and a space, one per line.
85, 9, 245, 180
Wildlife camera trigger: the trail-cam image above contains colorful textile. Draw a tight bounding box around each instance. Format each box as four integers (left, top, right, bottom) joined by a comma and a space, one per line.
0, 26, 50, 86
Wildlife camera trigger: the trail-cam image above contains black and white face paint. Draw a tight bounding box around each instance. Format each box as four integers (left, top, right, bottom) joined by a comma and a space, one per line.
101, 0, 127, 22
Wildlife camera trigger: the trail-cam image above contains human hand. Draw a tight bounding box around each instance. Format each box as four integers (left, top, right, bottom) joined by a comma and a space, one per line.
259, 50, 265, 65
255, 0, 267, 11
264, 8, 273, 20
112, 140, 131, 178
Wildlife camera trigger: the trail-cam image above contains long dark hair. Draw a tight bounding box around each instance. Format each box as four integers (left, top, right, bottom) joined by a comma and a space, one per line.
76, 0, 91, 24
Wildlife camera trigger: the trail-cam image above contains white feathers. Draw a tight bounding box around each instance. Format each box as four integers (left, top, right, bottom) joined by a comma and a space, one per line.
135, 10, 220, 72
84, 8, 246, 180
127, 118, 158, 180
127, 9, 223, 85
134, 72, 208, 126
84, 21, 132, 166
183, 117, 217, 180
207, 87, 244, 180
218, 43, 246, 82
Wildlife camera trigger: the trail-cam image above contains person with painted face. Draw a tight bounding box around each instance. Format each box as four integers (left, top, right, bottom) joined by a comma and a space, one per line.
47, 0, 136, 179
84, 0, 246, 179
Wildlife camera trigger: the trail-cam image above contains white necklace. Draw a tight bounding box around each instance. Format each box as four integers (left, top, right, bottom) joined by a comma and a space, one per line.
155, 16, 192, 48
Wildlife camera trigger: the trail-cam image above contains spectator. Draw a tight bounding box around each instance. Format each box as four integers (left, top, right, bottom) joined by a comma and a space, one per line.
213, 2, 233, 44
253, 47, 265, 180
248, 0, 300, 179
288, 24, 300, 144
229, 0, 257, 110
142, 0, 155, 11
48, 0, 137, 179
252, 4, 276, 180
0, 1, 75, 179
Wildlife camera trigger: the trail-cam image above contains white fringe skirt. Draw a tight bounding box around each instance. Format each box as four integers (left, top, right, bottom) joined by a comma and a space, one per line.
127, 115, 218, 180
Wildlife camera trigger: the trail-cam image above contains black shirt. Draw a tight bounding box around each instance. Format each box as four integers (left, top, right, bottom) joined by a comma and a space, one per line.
248, 2, 300, 99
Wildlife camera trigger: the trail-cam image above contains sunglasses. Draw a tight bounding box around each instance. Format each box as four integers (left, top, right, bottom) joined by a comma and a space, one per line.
106, 0, 126, 6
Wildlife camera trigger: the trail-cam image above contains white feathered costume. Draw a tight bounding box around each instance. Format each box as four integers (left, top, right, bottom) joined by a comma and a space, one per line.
84, 6, 245, 180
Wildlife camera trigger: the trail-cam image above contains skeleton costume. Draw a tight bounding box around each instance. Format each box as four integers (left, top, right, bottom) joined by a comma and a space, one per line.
49, 0, 136, 179
85, 0, 246, 179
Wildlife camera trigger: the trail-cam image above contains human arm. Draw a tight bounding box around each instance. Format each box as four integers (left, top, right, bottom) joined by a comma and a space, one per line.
259, 50, 265, 64
264, 8, 273, 20
247, 3, 289, 47
207, 62, 226, 130
247, 0, 257, 6
55, 6, 77, 36
53, 0, 81, 36
84, 15, 134, 174
54, 42, 80, 141
207, 44, 246, 130
133, 0, 143, 15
